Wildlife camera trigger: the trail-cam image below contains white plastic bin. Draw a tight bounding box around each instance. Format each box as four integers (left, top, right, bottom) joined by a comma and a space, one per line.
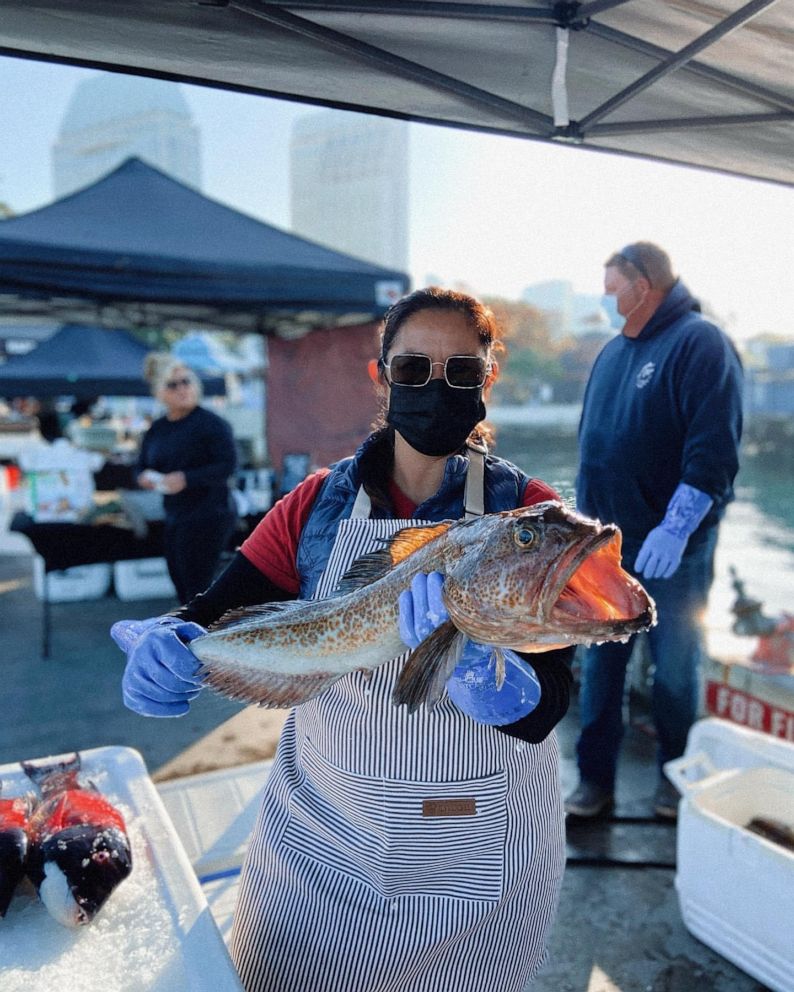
157, 761, 272, 877
0, 746, 243, 991
666, 722, 794, 992
32, 555, 112, 602
114, 557, 176, 601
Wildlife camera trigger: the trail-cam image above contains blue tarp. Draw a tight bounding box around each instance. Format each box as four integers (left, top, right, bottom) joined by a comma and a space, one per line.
0, 323, 225, 398
0, 158, 409, 334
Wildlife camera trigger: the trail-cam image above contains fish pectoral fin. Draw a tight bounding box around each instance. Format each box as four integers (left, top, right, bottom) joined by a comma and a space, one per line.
392, 621, 467, 714
334, 521, 454, 594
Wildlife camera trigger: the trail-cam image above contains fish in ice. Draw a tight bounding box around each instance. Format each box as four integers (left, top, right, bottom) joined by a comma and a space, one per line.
22, 753, 132, 927
0, 783, 31, 917
191, 501, 655, 712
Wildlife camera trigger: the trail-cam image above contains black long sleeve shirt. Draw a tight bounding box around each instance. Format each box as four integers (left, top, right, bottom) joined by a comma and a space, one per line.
137, 406, 237, 520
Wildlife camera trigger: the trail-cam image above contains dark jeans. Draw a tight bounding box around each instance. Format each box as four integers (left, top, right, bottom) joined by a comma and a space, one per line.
164, 510, 237, 605
575, 527, 718, 791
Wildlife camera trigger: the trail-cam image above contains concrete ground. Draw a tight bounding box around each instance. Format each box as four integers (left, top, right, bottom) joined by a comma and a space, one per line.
0, 551, 773, 991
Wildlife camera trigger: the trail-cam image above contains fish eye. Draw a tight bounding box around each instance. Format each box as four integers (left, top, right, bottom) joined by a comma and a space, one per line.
514, 523, 537, 548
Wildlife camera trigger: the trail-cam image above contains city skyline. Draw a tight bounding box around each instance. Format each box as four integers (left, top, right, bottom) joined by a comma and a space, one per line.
0, 56, 792, 343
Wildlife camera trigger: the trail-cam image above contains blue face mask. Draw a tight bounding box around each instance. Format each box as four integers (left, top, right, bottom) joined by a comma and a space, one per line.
600, 294, 623, 329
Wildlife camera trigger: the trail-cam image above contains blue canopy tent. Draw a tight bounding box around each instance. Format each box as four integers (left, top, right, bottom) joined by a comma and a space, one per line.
0, 157, 409, 334
0, 323, 225, 398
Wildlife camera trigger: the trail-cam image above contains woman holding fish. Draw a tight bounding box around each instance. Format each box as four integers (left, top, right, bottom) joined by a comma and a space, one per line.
113, 287, 653, 992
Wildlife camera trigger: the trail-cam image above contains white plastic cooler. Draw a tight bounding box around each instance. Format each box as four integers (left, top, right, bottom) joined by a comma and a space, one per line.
665, 719, 794, 992
0, 746, 243, 992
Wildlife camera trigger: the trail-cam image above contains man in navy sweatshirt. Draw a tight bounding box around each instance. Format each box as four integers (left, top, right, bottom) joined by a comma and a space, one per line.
566, 242, 743, 820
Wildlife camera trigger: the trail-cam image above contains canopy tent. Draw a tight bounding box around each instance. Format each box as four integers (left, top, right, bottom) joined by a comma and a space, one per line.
0, 1, 791, 188
0, 323, 226, 398
0, 158, 409, 333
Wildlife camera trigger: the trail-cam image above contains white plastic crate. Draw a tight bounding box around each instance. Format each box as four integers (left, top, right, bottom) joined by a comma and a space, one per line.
666, 721, 794, 992
0, 747, 243, 991
113, 556, 176, 601
157, 761, 272, 877
32, 555, 112, 602
157, 761, 273, 944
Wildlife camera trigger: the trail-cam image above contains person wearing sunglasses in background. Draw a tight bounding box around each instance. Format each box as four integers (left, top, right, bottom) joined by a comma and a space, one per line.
567, 242, 743, 821
113, 288, 574, 991
136, 354, 238, 603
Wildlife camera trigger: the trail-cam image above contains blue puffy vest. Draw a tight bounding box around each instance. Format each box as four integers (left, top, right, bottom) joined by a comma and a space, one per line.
296, 434, 532, 598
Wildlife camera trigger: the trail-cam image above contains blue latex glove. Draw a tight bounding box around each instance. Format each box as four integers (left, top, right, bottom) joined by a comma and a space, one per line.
445, 643, 542, 726
398, 572, 541, 725
634, 482, 714, 580
111, 616, 206, 717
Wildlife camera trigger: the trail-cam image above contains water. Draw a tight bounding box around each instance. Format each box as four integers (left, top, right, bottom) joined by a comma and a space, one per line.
493, 428, 794, 638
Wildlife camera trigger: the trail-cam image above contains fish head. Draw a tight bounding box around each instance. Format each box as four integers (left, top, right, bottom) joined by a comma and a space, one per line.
441, 501, 655, 648
36, 825, 132, 927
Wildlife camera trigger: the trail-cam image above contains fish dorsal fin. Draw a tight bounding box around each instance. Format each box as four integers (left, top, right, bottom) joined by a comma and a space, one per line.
208, 600, 310, 633
334, 521, 454, 594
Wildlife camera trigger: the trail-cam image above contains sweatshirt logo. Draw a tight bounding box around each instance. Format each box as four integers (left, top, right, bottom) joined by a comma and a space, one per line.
636, 361, 656, 389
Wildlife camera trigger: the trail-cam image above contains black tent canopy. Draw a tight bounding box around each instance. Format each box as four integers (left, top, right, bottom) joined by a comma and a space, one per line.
0, 1, 792, 187
0, 158, 409, 333
0, 323, 226, 398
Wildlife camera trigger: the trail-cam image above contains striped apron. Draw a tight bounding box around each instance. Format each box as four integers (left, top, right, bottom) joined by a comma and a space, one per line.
230, 464, 565, 992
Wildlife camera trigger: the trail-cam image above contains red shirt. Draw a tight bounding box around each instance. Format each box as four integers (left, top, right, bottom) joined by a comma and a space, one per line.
241, 469, 559, 595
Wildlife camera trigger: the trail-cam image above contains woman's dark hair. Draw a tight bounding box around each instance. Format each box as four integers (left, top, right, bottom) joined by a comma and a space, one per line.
363, 287, 501, 509
378, 286, 500, 366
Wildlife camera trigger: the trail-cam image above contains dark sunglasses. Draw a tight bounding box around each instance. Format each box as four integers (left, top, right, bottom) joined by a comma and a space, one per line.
383, 353, 491, 389
165, 377, 193, 390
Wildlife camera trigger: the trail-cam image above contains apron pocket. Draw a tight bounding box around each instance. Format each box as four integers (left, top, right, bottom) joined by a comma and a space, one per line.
281, 738, 507, 902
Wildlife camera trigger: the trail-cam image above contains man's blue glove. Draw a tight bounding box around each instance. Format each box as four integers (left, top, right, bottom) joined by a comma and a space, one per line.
634, 482, 714, 580
111, 616, 206, 717
398, 572, 541, 725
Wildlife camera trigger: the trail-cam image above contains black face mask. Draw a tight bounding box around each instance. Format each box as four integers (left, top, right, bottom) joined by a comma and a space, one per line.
386, 379, 486, 457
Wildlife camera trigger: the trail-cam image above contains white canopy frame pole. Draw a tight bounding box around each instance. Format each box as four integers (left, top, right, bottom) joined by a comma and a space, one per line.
551, 26, 570, 127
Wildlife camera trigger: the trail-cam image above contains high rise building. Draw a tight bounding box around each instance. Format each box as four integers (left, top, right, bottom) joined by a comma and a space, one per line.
52, 74, 201, 198
290, 110, 409, 271
522, 279, 612, 338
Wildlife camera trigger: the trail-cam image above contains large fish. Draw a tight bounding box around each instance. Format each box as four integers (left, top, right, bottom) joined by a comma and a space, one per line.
191, 501, 655, 712
22, 753, 132, 927
0, 784, 31, 917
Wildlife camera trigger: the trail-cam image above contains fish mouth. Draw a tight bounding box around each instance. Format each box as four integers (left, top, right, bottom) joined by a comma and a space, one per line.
545, 526, 655, 636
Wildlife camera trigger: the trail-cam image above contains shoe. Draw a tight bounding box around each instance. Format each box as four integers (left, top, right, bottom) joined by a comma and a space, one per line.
564, 780, 614, 818
653, 777, 679, 821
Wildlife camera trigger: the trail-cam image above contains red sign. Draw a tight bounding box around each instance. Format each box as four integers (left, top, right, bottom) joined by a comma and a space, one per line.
706, 681, 794, 741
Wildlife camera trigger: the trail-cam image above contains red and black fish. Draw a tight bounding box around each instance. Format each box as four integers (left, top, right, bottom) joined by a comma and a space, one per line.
22, 753, 132, 927
0, 783, 31, 917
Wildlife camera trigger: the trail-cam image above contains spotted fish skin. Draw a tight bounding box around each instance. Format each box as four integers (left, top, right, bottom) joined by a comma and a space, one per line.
190, 501, 655, 711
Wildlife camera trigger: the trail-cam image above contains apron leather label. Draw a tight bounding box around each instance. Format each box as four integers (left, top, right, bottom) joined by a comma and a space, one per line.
422, 798, 477, 817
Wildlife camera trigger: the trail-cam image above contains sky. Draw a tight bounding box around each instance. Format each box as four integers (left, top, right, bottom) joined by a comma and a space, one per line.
1, 55, 792, 344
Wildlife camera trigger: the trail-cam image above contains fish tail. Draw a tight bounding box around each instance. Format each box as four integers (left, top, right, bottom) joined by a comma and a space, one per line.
21, 753, 81, 794
199, 663, 345, 709
392, 621, 467, 714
